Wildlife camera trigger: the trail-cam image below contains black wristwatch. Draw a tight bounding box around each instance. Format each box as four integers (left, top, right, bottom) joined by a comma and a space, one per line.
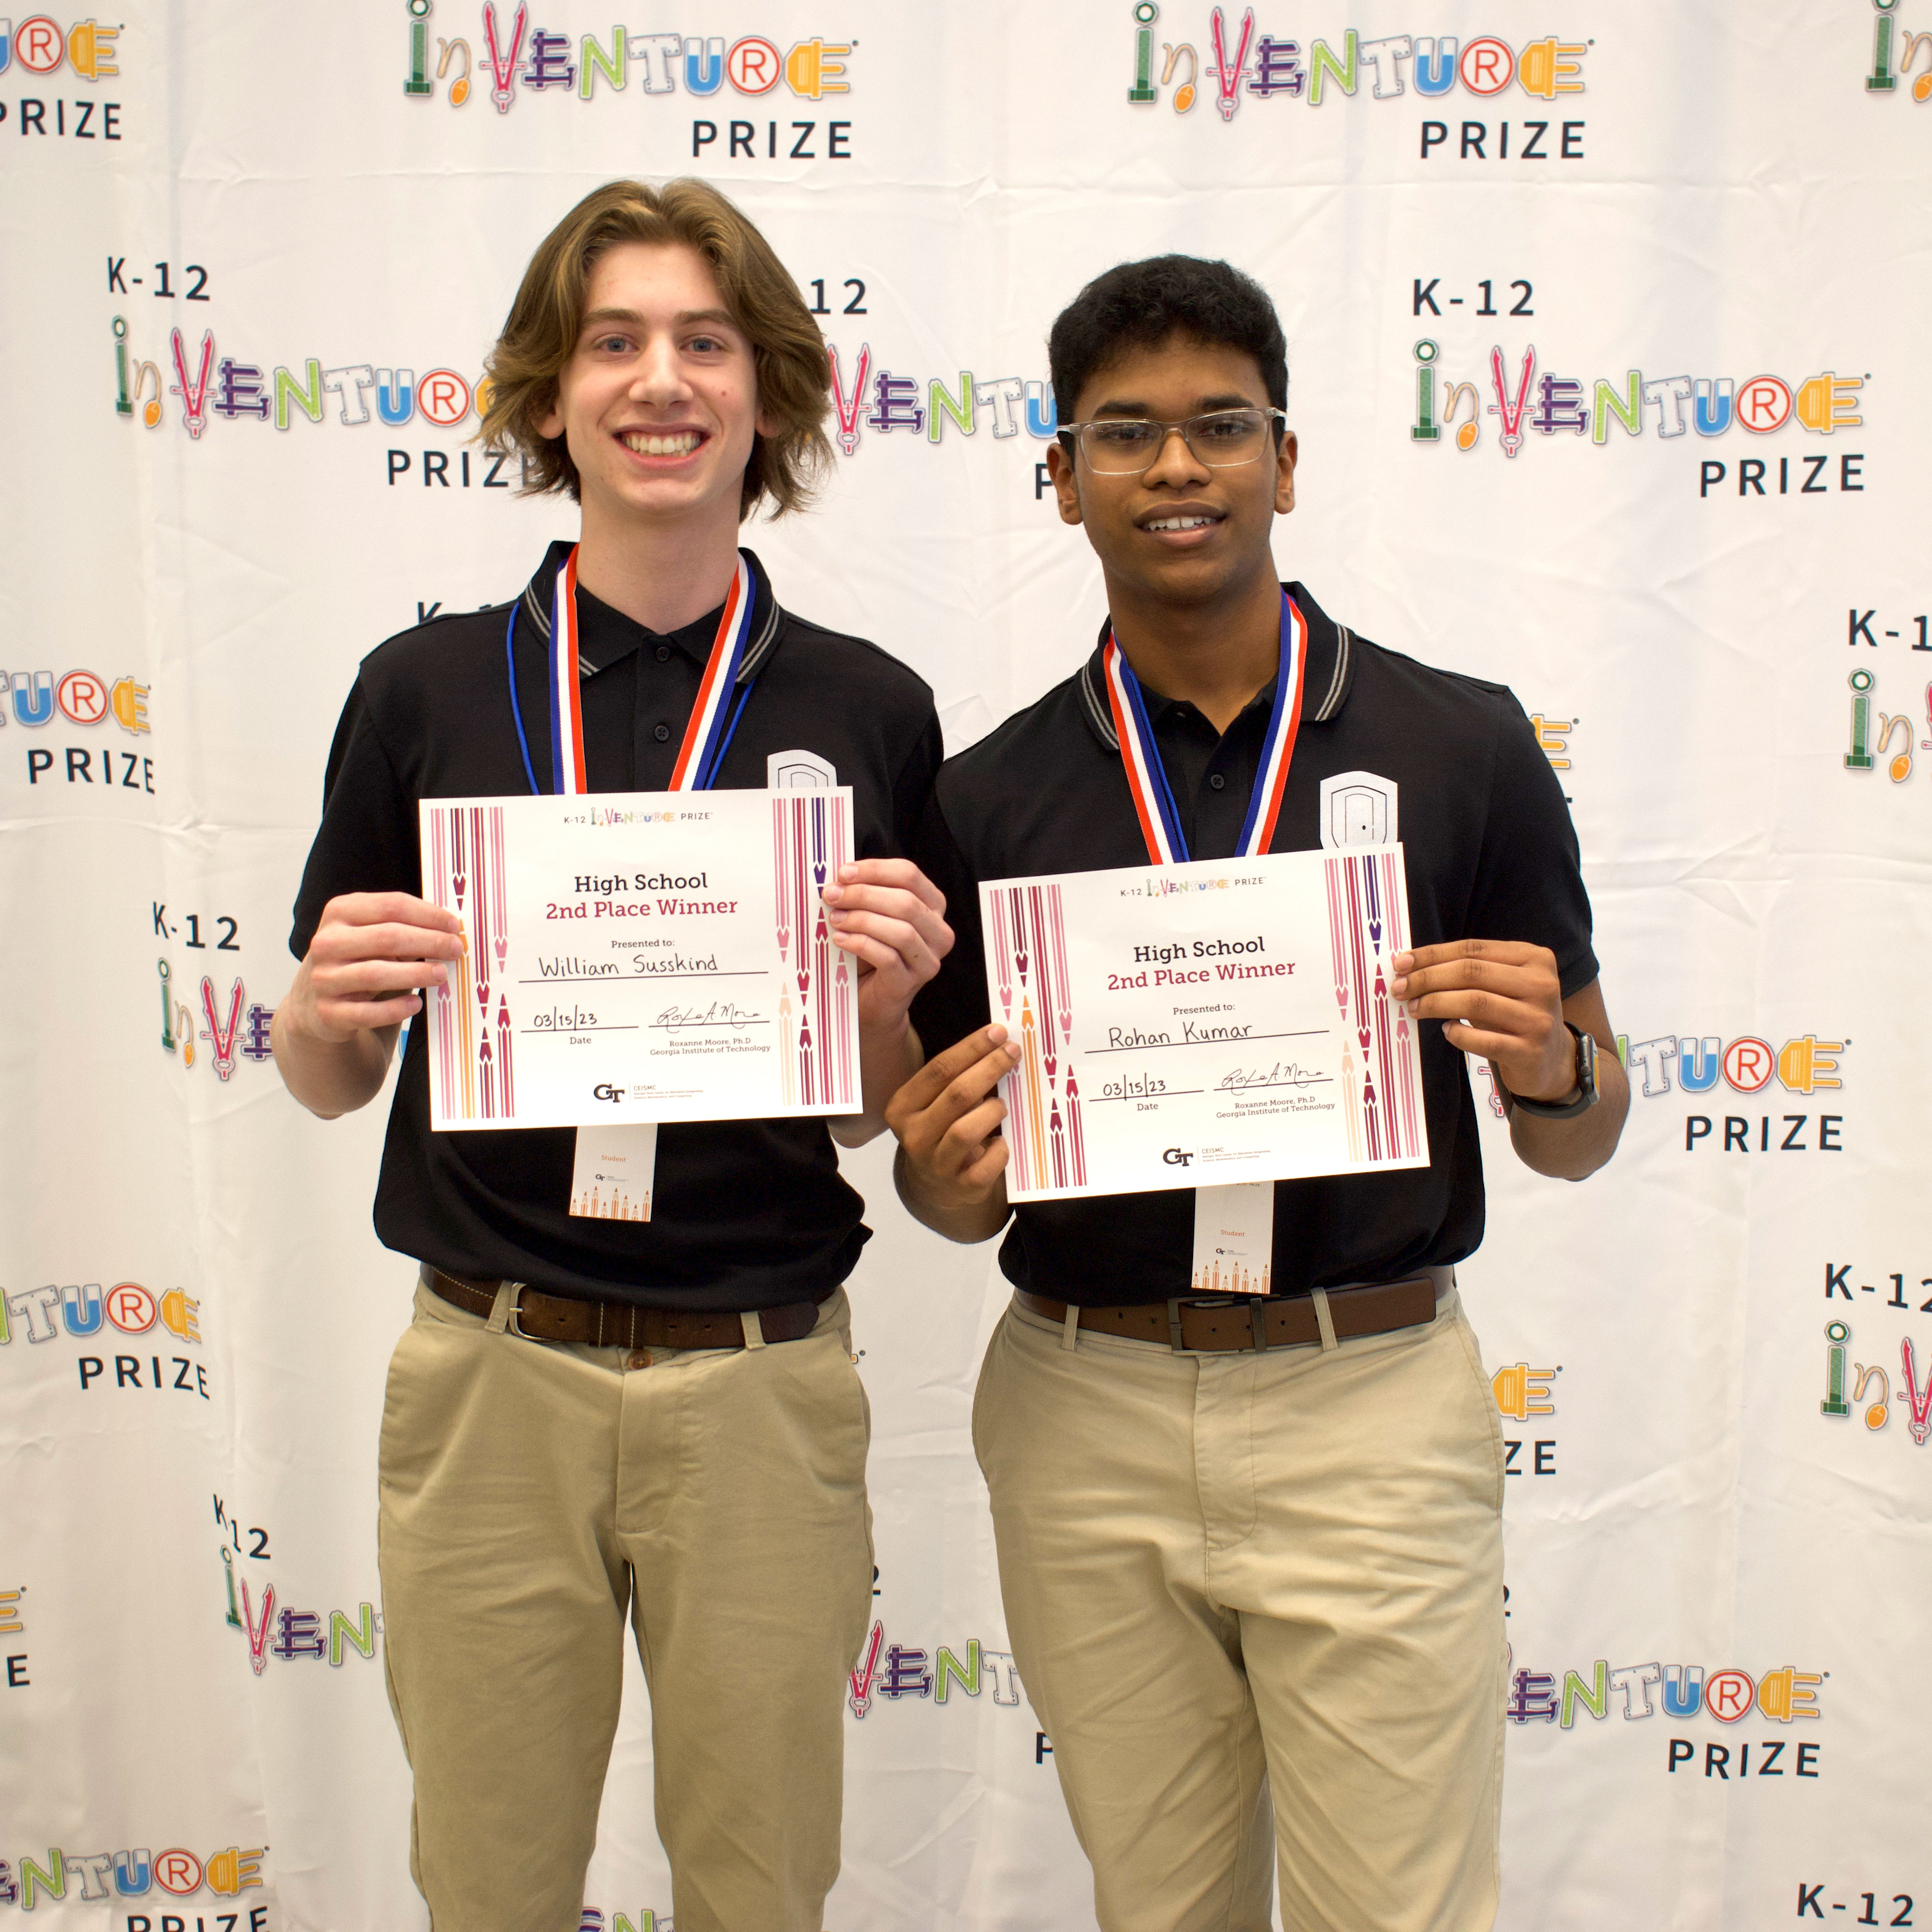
1501, 1023, 1599, 1120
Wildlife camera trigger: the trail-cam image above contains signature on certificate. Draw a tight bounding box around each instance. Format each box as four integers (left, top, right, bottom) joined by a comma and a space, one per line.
653, 1000, 764, 1032
1217, 1061, 1328, 1093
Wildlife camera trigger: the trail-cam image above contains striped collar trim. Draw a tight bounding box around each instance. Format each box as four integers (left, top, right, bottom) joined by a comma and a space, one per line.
518, 543, 781, 684
1079, 596, 1352, 752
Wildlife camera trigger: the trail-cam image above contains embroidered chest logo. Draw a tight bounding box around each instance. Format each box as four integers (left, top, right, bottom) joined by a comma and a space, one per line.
1319, 771, 1399, 849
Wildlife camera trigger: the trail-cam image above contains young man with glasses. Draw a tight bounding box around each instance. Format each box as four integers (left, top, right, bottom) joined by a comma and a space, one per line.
274, 179, 952, 1932
888, 255, 1627, 1931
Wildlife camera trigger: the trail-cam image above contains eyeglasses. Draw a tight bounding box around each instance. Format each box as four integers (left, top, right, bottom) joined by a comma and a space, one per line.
1060, 407, 1287, 475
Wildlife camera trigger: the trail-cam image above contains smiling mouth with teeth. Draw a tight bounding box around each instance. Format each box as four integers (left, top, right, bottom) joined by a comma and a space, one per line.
620, 429, 702, 456
1145, 514, 1220, 532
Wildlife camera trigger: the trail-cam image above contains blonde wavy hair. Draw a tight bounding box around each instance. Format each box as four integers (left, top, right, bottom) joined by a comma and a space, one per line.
480, 178, 831, 519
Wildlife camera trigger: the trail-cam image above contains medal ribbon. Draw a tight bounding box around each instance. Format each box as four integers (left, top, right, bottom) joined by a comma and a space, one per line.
545, 544, 757, 797
1102, 589, 1307, 865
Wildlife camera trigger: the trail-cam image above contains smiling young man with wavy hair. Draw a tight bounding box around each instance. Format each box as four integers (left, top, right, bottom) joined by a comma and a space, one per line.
275, 178, 951, 1932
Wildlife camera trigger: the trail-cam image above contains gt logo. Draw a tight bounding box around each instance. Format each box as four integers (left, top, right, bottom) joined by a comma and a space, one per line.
1162, 1147, 1194, 1166
591, 1083, 625, 1104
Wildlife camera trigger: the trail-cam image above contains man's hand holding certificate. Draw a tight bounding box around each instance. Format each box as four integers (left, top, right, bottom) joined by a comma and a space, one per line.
983, 844, 1428, 1201
419, 788, 862, 1130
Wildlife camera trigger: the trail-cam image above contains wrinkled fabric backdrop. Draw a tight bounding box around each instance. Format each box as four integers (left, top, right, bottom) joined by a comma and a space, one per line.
1, 2, 1927, 1926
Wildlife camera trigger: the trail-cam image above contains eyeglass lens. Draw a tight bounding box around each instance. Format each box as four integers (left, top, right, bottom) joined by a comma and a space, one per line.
1079, 410, 1275, 473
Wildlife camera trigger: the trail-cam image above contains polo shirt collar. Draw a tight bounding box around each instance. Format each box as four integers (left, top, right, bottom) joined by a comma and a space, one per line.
516, 539, 783, 683
1077, 580, 1357, 751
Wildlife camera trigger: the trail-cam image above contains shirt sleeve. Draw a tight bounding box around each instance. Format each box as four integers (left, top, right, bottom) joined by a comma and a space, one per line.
889, 709, 945, 857
1465, 690, 1600, 999
288, 679, 420, 960
909, 788, 993, 1059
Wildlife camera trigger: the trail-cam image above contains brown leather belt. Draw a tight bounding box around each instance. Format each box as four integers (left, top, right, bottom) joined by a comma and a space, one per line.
1017, 1266, 1449, 1354
424, 1267, 832, 1350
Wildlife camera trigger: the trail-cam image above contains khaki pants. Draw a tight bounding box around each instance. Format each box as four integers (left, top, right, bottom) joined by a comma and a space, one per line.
972, 1287, 1506, 1932
378, 1276, 874, 1932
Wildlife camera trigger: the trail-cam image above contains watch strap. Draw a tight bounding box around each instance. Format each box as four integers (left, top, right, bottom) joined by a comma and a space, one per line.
1502, 1023, 1599, 1121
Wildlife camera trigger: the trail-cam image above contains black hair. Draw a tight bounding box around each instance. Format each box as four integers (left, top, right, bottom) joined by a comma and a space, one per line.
1049, 255, 1288, 428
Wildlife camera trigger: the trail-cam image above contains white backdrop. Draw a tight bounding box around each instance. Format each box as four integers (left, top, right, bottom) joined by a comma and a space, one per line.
2, 3, 1929, 1926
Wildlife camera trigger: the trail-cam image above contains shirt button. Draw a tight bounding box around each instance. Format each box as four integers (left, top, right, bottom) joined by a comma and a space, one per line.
655, 645, 671, 662
654, 723, 671, 742
1208, 772, 1226, 791
626, 1349, 651, 1370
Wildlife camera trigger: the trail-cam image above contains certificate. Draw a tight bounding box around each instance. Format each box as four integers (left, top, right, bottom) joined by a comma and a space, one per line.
982, 844, 1429, 1203
419, 789, 861, 1132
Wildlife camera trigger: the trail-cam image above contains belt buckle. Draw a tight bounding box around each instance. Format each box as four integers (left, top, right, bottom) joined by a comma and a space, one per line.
502, 1282, 533, 1340
1169, 1294, 1254, 1354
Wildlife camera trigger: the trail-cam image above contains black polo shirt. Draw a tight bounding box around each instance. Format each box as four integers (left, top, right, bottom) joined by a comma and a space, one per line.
909, 581, 1599, 1305
291, 540, 941, 1311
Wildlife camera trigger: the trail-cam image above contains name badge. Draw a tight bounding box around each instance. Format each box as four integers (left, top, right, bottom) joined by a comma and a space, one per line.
570, 1122, 657, 1221
1190, 1180, 1275, 1295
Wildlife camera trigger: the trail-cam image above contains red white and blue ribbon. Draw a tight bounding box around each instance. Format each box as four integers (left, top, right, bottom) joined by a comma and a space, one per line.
546, 544, 757, 797
1103, 588, 1308, 865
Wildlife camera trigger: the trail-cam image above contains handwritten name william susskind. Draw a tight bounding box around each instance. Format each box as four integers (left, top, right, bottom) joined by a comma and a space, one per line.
544, 872, 739, 922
